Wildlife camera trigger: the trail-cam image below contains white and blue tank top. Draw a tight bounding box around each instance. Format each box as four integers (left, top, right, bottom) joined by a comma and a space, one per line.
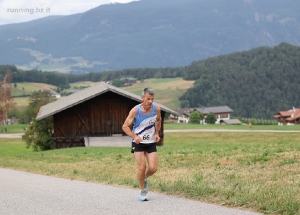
132, 104, 157, 144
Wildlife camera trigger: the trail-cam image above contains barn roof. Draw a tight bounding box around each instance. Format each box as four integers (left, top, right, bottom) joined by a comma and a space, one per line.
36, 81, 179, 120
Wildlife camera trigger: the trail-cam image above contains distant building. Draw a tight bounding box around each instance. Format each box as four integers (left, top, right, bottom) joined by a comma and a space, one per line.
120, 77, 137, 85
274, 107, 300, 125
173, 106, 233, 124
170, 108, 193, 123
41, 87, 61, 98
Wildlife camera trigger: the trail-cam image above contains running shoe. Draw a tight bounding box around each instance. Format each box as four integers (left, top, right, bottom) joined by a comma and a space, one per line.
138, 190, 148, 202
144, 178, 148, 194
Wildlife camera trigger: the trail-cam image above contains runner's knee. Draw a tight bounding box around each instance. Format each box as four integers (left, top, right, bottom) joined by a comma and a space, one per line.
148, 166, 157, 174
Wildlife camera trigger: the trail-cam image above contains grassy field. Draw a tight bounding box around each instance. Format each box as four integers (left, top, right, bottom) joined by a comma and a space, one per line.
164, 123, 300, 131
0, 130, 300, 215
69, 81, 98, 88
12, 97, 32, 110
11, 82, 57, 96
0, 124, 28, 133
11, 82, 58, 108
2, 123, 300, 134
121, 78, 195, 110
11, 81, 97, 108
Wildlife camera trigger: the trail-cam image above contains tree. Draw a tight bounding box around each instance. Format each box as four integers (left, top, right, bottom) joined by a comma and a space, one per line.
22, 91, 55, 151
22, 91, 54, 123
206, 112, 216, 124
189, 110, 203, 124
112, 79, 124, 87
180, 100, 190, 108
0, 72, 16, 129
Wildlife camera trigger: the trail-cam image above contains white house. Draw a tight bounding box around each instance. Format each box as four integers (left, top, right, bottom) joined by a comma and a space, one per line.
174, 106, 233, 124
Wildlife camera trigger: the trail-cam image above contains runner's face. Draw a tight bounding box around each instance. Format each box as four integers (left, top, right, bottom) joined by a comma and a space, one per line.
142, 93, 154, 108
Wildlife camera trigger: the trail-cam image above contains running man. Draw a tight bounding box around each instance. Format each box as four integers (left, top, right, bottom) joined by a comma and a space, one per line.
122, 87, 161, 202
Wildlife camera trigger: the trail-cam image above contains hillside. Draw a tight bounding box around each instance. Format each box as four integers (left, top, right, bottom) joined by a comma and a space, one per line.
121, 78, 195, 110
180, 43, 300, 119
0, 0, 299, 72
10, 79, 194, 111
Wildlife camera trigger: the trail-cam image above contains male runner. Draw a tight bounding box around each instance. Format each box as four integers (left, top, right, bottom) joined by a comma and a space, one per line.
122, 87, 161, 201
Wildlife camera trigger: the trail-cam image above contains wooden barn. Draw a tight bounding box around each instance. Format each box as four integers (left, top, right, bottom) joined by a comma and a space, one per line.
36, 82, 179, 149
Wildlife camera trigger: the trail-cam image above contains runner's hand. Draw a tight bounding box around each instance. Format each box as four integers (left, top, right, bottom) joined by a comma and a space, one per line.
134, 136, 142, 144
154, 134, 160, 142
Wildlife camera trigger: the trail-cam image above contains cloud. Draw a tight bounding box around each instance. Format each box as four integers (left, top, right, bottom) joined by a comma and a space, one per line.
0, 0, 136, 25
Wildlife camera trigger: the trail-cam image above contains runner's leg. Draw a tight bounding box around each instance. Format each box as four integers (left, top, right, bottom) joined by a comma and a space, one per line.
134, 151, 146, 190
145, 151, 158, 179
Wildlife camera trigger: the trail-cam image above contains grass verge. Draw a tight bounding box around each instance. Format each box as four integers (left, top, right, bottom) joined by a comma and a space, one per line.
164, 123, 300, 131
0, 124, 28, 133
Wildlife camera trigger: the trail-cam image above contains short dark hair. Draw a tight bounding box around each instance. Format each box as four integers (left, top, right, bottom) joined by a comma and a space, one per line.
142, 87, 155, 96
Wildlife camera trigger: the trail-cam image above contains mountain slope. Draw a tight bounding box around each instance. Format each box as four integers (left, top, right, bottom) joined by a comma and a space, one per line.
0, 0, 300, 71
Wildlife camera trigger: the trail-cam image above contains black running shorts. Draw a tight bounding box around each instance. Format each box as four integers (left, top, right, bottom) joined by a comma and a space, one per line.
131, 142, 157, 153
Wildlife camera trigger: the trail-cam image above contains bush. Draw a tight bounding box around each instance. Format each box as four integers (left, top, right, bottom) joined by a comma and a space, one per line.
206, 112, 216, 124
22, 117, 53, 151
189, 110, 203, 124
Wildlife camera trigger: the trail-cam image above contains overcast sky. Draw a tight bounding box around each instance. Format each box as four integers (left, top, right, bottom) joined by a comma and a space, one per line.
0, 0, 137, 25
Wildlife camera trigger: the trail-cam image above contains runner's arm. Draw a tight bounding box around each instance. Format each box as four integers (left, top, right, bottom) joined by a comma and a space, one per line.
154, 106, 161, 142
122, 107, 142, 143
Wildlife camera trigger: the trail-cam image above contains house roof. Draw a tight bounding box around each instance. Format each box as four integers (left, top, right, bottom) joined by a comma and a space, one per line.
286, 109, 300, 121
174, 108, 197, 116
195, 106, 233, 114
36, 81, 179, 120
279, 111, 295, 117
274, 108, 300, 121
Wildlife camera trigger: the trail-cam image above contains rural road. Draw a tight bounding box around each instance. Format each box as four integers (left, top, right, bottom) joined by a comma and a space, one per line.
0, 168, 262, 215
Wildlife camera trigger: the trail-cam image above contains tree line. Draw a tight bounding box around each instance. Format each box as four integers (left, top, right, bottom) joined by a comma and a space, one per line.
0, 65, 184, 86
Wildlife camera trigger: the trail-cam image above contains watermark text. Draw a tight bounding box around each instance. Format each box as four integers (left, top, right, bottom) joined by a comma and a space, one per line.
7, 7, 50, 14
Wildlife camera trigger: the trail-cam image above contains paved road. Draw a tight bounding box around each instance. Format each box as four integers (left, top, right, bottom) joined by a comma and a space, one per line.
0, 133, 23, 138
0, 168, 262, 215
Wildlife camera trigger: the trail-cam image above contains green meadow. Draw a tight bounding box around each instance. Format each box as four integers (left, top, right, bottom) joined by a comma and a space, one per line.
11, 82, 57, 96
11, 82, 57, 108
1, 129, 300, 215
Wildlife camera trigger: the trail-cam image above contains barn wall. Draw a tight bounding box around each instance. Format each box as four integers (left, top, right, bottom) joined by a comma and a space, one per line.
53, 92, 136, 137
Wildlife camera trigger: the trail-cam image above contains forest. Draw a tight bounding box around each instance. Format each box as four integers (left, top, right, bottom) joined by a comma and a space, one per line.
180, 42, 300, 118
1, 42, 300, 119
